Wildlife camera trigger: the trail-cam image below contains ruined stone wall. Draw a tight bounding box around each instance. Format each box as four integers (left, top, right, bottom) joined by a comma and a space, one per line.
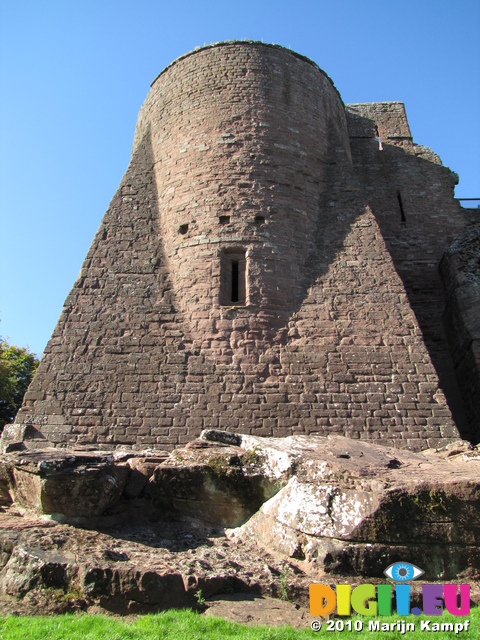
9, 42, 465, 452
346, 102, 469, 436
440, 227, 480, 443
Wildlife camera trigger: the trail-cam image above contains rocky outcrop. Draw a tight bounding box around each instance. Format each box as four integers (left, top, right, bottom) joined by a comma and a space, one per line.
10, 450, 130, 517
145, 436, 287, 527
228, 434, 480, 580
2, 437, 286, 526
0, 432, 479, 613
0, 504, 307, 616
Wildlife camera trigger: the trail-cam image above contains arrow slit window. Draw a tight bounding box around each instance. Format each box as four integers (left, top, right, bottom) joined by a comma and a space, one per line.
220, 250, 247, 306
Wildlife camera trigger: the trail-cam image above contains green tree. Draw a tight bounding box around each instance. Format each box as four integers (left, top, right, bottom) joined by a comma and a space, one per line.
0, 340, 39, 431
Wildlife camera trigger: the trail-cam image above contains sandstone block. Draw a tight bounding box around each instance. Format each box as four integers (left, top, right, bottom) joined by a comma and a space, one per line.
229, 433, 480, 579
9, 450, 129, 517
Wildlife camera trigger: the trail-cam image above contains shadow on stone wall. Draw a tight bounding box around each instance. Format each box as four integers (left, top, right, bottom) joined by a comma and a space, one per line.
440, 227, 480, 444
13, 128, 192, 448
347, 115, 470, 440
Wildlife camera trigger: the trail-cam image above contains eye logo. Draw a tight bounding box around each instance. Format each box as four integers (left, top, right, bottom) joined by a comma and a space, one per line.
384, 562, 424, 583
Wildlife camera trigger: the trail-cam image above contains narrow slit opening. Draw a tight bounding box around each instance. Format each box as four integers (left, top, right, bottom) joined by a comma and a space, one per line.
220, 250, 246, 306
231, 261, 239, 302
397, 192, 406, 223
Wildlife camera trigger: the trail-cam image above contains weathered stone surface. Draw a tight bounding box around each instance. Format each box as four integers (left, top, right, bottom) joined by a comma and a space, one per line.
146, 438, 287, 527
79, 565, 191, 607
0, 464, 12, 506
2, 441, 288, 524
229, 434, 480, 580
1, 433, 480, 615
205, 593, 316, 630
3, 432, 480, 566
0, 503, 307, 616
0, 423, 46, 453
9, 450, 129, 517
123, 454, 169, 499
1, 449, 178, 517
0, 544, 76, 597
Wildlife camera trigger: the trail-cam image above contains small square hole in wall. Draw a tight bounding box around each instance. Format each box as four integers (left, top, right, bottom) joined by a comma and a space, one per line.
254, 215, 265, 224
220, 249, 247, 306
219, 215, 230, 225
179, 223, 189, 234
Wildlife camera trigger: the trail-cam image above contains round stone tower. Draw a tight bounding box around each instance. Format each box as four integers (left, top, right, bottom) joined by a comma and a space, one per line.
9, 42, 462, 452
134, 42, 353, 361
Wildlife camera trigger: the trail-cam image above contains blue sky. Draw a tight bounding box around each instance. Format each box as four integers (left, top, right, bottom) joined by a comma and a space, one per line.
1, 0, 479, 356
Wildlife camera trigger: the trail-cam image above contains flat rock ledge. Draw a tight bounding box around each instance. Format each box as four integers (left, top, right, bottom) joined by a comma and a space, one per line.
0, 432, 479, 615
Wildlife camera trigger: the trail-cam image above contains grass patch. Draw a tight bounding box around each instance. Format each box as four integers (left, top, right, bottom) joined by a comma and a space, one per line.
0, 607, 477, 639
0, 609, 310, 640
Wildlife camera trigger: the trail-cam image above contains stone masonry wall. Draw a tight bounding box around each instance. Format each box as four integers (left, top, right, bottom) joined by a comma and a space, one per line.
346, 102, 469, 437
9, 42, 465, 452
440, 227, 480, 443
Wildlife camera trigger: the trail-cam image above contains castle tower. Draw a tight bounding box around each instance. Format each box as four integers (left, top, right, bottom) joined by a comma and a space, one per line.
7, 42, 468, 452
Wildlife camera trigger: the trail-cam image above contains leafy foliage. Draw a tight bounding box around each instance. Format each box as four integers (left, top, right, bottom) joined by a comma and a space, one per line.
0, 340, 39, 430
